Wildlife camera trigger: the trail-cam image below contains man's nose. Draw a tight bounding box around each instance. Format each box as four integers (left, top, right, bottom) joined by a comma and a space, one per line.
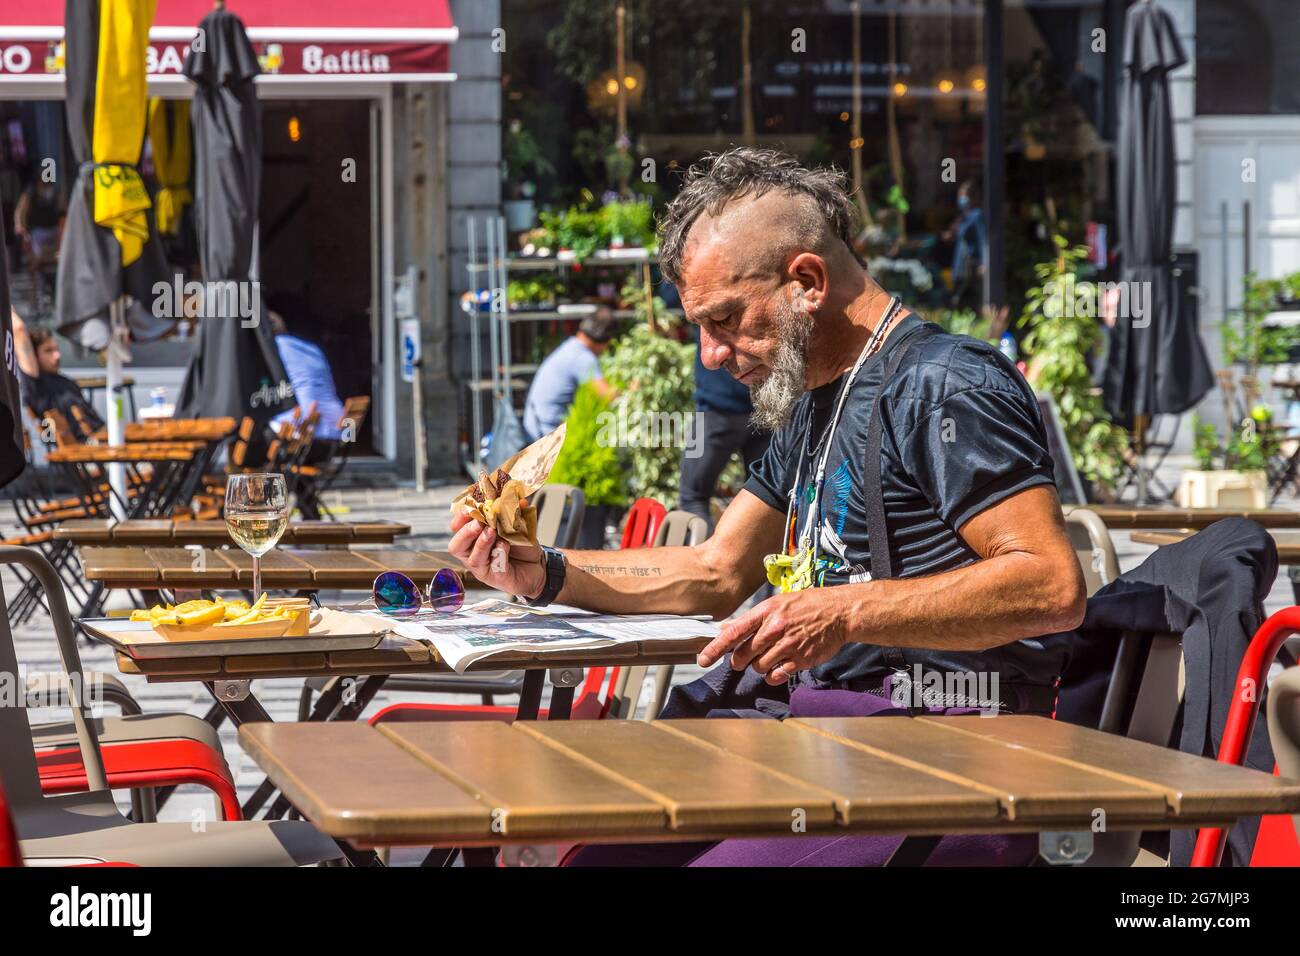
699, 331, 732, 371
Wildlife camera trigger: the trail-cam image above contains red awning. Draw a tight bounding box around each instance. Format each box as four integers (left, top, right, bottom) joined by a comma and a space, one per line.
0, 1, 457, 81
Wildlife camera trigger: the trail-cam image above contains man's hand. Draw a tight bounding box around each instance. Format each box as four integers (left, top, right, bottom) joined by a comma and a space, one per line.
697, 588, 852, 686
447, 510, 547, 599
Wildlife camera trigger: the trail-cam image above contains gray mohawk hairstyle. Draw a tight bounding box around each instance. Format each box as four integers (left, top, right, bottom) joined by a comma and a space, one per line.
657, 146, 864, 287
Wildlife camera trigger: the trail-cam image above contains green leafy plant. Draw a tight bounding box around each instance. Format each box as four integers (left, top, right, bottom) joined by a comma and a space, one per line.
1191, 414, 1219, 471
549, 381, 626, 506
601, 317, 696, 504
599, 199, 656, 249
506, 277, 560, 309
503, 120, 555, 197
1223, 272, 1300, 377
1019, 235, 1128, 490
538, 201, 658, 262
1192, 406, 1279, 473
538, 206, 604, 262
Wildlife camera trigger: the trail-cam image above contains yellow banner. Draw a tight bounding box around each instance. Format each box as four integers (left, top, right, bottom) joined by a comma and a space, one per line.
92, 0, 158, 266
148, 98, 192, 236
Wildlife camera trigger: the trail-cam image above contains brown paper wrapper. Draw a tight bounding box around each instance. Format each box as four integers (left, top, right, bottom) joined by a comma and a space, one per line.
450, 423, 566, 546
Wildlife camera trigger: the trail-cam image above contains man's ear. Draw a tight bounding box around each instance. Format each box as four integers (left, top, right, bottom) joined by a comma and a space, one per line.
787, 252, 829, 312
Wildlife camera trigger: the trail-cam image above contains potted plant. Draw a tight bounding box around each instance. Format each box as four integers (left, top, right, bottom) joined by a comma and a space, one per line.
539, 206, 604, 262
1018, 235, 1128, 496
503, 120, 555, 232
550, 381, 626, 549
601, 299, 696, 505
1177, 409, 1273, 509
598, 199, 655, 251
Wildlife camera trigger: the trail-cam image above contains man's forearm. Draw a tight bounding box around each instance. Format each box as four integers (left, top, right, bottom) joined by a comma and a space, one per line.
555, 544, 752, 619
839, 549, 1085, 652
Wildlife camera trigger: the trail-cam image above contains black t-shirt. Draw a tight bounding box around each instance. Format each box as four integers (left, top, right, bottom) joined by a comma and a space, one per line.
19, 369, 104, 440
744, 314, 1066, 688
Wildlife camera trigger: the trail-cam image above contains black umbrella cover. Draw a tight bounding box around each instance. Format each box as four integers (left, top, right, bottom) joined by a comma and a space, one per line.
175, 7, 292, 423
56, 0, 170, 349
1102, 0, 1212, 422
0, 231, 28, 490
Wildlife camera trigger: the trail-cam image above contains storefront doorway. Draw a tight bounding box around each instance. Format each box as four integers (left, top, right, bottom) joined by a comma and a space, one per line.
260, 99, 376, 453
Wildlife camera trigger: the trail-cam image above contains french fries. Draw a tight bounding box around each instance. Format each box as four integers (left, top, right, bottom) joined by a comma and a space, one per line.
129, 595, 308, 628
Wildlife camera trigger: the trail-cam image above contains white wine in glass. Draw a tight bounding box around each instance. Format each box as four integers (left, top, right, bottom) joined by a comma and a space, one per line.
225, 473, 288, 599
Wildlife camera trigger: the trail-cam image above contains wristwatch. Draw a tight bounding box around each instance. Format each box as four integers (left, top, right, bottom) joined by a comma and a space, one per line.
524, 546, 567, 607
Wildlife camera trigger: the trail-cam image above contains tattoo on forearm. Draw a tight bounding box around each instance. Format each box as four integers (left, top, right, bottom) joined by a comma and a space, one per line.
575, 564, 664, 577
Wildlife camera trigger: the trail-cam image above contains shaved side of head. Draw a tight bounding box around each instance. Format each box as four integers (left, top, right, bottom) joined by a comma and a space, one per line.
684, 189, 844, 288
658, 146, 865, 290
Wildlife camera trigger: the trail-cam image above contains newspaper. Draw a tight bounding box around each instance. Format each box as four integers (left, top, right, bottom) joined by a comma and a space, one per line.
379, 599, 719, 673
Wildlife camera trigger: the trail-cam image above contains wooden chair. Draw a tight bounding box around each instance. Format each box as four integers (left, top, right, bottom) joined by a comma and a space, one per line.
293, 396, 371, 519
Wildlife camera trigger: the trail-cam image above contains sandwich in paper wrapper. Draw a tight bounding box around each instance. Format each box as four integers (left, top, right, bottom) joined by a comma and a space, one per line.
451, 424, 566, 547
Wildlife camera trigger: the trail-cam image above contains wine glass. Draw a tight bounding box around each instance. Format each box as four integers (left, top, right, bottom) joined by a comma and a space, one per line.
225, 473, 288, 600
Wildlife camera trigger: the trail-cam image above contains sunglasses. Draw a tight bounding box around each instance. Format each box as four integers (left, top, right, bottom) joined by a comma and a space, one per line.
371, 569, 465, 617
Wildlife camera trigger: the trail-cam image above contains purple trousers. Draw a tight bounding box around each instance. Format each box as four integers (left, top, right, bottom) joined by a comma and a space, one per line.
565, 684, 1044, 867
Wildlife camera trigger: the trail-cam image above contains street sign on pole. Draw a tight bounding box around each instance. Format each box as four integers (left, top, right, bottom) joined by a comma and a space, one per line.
400, 318, 420, 384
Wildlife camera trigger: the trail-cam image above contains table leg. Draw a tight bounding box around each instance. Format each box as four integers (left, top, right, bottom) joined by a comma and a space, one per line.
419, 848, 458, 867
516, 670, 545, 720
203, 681, 273, 727
883, 834, 942, 867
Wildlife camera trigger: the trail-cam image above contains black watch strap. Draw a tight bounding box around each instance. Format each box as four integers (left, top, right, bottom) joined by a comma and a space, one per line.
525, 547, 567, 607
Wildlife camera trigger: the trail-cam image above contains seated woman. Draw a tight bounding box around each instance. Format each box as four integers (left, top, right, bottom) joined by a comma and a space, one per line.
11, 309, 104, 441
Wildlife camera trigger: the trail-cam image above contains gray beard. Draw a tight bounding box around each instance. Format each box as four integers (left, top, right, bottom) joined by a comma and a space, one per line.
749, 302, 812, 431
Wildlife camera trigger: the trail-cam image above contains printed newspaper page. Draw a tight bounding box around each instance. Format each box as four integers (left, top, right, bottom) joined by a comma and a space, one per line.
384, 599, 719, 672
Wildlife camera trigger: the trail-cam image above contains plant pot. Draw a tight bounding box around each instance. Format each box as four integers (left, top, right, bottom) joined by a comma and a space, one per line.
503, 199, 536, 232
576, 503, 615, 549
1176, 469, 1267, 509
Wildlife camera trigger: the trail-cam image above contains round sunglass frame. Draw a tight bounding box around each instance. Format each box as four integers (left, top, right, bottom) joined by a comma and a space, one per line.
371, 569, 465, 617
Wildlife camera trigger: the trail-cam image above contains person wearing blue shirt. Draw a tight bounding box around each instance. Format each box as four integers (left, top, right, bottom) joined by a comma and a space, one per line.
522, 309, 619, 443
268, 311, 344, 440
949, 180, 986, 309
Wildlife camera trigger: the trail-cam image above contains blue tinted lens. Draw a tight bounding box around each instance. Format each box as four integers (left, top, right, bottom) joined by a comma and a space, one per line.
373, 571, 421, 616
427, 568, 465, 612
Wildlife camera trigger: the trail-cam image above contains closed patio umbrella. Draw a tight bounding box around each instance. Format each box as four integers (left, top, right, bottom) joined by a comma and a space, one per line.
1102, 0, 1212, 428
56, 0, 171, 511
147, 98, 192, 237
1, 235, 27, 490
176, 4, 291, 425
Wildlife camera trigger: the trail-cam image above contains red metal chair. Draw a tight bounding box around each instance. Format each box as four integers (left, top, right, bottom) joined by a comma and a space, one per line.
369, 666, 620, 725
1192, 605, 1300, 866
35, 739, 242, 821
620, 498, 666, 550
0, 778, 20, 867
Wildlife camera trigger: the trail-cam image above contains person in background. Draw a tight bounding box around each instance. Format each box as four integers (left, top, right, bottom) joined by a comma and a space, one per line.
678, 305, 771, 532
268, 310, 345, 441
13, 179, 65, 274
11, 309, 104, 439
948, 179, 986, 310
522, 307, 619, 443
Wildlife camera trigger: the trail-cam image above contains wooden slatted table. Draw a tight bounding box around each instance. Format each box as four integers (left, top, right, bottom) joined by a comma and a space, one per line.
1133, 528, 1300, 562
56, 518, 409, 546
88, 417, 237, 444
108, 631, 702, 684
239, 716, 1300, 853
1065, 504, 1300, 530
77, 546, 482, 592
